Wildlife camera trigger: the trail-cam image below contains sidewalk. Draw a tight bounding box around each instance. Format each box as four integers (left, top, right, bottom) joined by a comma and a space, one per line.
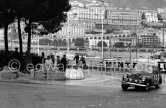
0, 70, 122, 87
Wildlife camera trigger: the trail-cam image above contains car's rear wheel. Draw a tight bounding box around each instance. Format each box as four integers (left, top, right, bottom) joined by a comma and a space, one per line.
122, 84, 128, 91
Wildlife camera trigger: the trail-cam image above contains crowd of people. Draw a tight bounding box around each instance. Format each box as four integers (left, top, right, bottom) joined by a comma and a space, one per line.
0, 48, 87, 73
41, 52, 86, 72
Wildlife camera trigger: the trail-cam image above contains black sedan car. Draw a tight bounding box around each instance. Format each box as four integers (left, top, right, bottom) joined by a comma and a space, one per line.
121, 63, 162, 91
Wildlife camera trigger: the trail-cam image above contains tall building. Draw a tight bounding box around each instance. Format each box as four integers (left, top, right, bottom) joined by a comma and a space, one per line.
106, 9, 141, 30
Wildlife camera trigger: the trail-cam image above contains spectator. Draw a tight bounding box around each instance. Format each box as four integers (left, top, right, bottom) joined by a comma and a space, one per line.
74, 53, 79, 66
41, 52, 45, 63
50, 53, 55, 64
56, 56, 61, 65
60, 55, 68, 72
80, 55, 86, 66
45, 56, 53, 70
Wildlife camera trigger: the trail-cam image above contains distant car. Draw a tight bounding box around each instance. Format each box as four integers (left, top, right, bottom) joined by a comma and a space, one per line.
121, 63, 162, 91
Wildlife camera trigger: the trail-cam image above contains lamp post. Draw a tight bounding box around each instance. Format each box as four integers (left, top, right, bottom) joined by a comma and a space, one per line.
67, 15, 70, 54
129, 35, 132, 63
67, 12, 77, 54
38, 35, 39, 55
101, 0, 104, 61
161, 21, 165, 61
135, 25, 138, 62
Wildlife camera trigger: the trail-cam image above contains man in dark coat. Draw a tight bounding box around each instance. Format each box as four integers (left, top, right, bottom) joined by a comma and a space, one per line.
74, 53, 79, 66
60, 55, 68, 72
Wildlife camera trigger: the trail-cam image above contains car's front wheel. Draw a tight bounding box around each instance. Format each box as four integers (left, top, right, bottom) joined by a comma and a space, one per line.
144, 82, 150, 91
122, 84, 128, 91
155, 84, 160, 88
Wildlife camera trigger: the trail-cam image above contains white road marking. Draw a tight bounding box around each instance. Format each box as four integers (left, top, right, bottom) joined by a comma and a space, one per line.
122, 102, 126, 104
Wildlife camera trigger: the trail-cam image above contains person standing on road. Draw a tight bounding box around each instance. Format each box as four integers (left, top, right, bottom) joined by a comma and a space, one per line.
74, 53, 79, 66
80, 55, 86, 66
60, 55, 68, 72
56, 56, 61, 65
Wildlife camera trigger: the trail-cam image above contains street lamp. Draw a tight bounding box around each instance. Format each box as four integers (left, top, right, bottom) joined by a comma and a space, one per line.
67, 16, 70, 54
67, 12, 77, 54
161, 20, 166, 61
101, 0, 104, 61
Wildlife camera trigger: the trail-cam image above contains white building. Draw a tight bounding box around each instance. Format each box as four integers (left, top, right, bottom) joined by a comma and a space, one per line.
57, 20, 86, 38
145, 12, 158, 23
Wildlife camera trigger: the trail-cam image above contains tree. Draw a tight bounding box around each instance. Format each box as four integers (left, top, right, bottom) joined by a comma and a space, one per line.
0, 0, 15, 52
114, 42, 124, 48
141, 12, 146, 20
9, 0, 25, 53
97, 41, 108, 47
10, 0, 70, 53
75, 38, 85, 47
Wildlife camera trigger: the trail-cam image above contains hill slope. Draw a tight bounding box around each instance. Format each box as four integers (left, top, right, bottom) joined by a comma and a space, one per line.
70, 0, 166, 10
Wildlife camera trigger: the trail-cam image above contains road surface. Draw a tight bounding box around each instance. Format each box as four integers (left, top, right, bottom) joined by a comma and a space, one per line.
0, 75, 166, 108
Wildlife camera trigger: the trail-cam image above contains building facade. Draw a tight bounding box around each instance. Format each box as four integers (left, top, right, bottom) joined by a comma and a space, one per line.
56, 20, 86, 38
144, 12, 158, 23
106, 9, 141, 25
140, 35, 160, 48
157, 8, 166, 20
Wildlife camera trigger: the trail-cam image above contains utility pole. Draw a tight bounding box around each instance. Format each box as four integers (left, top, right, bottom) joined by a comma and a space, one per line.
135, 25, 138, 62
101, 1, 104, 61
67, 14, 70, 54
162, 21, 165, 60
129, 34, 132, 63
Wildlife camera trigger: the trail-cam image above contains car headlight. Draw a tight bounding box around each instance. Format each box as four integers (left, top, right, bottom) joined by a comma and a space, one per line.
142, 77, 146, 81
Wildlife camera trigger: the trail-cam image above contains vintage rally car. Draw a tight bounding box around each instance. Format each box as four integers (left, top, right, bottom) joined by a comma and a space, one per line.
121, 63, 162, 91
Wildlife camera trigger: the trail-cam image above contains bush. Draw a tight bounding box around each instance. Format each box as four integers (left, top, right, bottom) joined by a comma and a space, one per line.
0, 50, 43, 73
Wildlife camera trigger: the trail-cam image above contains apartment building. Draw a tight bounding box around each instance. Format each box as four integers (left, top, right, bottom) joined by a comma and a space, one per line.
144, 12, 159, 23
106, 9, 141, 25
140, 35, 160, 47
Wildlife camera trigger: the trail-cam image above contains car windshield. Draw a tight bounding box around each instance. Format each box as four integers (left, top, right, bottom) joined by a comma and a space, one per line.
131, 63, 154, 73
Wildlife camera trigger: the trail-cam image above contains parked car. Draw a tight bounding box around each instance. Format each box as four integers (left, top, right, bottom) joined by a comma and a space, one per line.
121, 63, 162, 91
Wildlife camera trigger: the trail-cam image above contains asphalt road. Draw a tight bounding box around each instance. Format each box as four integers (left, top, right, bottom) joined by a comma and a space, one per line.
0, 76, 166, 108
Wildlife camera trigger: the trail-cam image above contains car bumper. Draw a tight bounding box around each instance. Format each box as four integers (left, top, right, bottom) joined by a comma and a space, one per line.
122, 82, 146, 87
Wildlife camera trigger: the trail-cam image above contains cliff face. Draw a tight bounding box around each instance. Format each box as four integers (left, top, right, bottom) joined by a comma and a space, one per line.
70, 0, 166, 10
